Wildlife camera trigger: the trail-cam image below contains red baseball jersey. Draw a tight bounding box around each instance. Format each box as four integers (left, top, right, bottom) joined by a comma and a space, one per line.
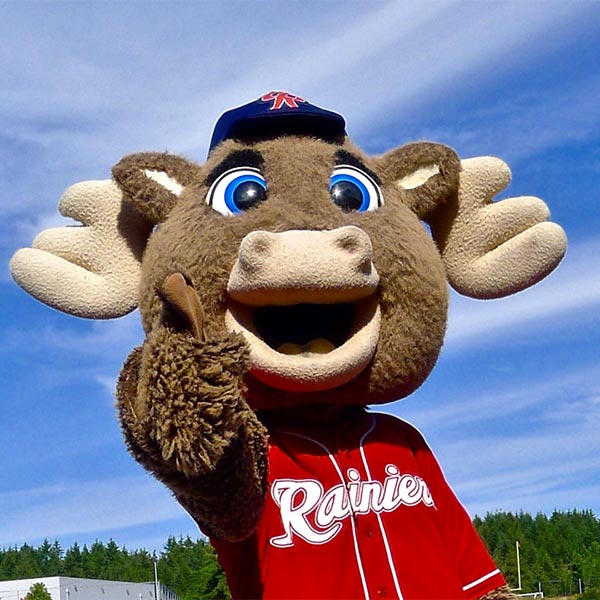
211, 411, 505, 599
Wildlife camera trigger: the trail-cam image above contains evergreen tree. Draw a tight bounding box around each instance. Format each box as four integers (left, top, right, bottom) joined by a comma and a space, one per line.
191, 544, 230, 600
474, 508, 600, 595
12, 544, 42, 579
124, 548, 154, 582
36, 540, 62, 576
62, 542, 85, 578
0, 547, 19, 580
103, 540, 126, 581
24, 583, 52, 600
87, 541, 108, 579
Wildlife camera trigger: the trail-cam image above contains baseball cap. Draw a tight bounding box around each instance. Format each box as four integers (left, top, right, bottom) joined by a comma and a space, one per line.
208, 91, 347, 154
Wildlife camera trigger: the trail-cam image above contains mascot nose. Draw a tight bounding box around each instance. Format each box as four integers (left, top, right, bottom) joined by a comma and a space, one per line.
229, 226, 379, 305
238, 230, 278, 269
239, 226, 373, 270
330, 226, 374, 275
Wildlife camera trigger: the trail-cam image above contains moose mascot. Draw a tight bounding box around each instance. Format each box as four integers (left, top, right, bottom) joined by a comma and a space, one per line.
11, 92, 566, 599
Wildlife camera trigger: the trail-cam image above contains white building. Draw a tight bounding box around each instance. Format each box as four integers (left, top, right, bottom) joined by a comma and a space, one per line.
0, 577, 179, 600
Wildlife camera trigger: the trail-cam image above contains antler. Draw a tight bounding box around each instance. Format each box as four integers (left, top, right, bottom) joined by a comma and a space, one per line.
10, 180, 153, 319
430, 157, 567, 299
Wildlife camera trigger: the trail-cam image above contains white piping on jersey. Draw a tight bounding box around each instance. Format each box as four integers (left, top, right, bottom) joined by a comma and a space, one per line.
277, 429, 371, 600
374, 411, 503, 596
462, 569, 501, 591
359, 414, 405, 600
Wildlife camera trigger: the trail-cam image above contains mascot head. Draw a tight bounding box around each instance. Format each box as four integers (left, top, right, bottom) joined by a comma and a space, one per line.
11, 91, 566, 413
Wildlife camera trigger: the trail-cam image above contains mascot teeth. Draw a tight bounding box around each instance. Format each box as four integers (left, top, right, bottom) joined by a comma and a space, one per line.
278, 339, 336, 355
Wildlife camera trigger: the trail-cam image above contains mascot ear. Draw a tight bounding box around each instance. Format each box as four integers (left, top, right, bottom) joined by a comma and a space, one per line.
112, 152, 204, 224
376, 142, 461, 219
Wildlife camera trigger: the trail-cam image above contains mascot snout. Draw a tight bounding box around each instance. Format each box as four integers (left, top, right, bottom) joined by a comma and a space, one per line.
227, 225, 379, 305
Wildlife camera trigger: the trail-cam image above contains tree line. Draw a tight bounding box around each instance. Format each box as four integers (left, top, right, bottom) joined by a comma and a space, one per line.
0, 537, 229, 600
474, 509, 600, 598
1, 510, 599, 599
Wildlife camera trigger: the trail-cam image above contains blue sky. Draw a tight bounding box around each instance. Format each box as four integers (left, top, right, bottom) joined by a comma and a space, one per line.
1, 1, 599, 554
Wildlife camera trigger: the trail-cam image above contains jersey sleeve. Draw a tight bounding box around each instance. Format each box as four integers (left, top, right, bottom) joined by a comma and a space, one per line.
411, 430, 507, 599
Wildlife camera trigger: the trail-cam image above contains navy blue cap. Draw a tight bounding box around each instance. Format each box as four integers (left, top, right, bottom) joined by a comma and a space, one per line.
208, 91, 347, 154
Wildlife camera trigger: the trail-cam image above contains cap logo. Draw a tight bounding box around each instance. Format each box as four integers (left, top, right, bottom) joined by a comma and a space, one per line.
260, 91, 306, 110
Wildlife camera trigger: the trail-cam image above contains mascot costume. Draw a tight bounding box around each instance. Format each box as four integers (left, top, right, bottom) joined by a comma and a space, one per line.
11, 92, 567, 600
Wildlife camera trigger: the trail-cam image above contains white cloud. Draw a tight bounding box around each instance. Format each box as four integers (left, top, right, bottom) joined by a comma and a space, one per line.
344, 1, 594, 139
165, 2, 595, 155
3, 311, 144, 359
94, 374, 118, 399
389, 353, 600, 518
0, 476, 187, 546
2, 0, 595, 254
400, 363, 600, 435
451, 425, 600, 517
3, 2, 593, 161
463, 481, 597, 520
2, 2, 599, 552
413, 75, 600, 164
420, 375, 600, 517
9, 210, 78, 252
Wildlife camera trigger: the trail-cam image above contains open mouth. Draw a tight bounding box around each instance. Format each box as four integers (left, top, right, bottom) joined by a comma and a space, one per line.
224, 227, 381, 391
253, 303, 354, 354
224, 296, 380, 392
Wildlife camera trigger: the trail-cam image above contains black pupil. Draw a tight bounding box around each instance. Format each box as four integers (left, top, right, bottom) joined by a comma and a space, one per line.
233, 181, 266, 210
330, 181, 364, 212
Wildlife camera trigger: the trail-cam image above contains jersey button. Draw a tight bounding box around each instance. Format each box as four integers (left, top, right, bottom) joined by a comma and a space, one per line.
377, 587, 387, 597
365, 529, 374, 538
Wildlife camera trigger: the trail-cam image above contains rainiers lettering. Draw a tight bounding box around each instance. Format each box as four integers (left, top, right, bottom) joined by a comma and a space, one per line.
270, 464, 435, 547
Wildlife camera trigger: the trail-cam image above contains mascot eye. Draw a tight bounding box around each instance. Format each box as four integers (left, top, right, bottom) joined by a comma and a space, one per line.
206, 167, 267, 215
329, 165, 383, 213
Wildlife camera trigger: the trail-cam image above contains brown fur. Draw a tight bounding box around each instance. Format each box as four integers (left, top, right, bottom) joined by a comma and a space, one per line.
479, 585, 518, 600
116, 327, 268, 541
113, 134, 510, 594
128, 137, 453, 407
375, 141, 461, 219
113, 152, 204, 224
114, 135, 458, 530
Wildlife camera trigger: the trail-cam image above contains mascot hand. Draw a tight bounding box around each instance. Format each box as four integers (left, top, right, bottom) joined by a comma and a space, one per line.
117, 314, 267, 540
117, 276, 254, 479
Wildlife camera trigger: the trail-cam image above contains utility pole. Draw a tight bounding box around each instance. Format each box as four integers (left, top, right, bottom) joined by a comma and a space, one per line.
153, 558, 160, 600
516, 541, 522, 591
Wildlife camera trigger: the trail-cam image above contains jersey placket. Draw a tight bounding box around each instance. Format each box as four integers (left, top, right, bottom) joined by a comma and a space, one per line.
335, 418, 404, 600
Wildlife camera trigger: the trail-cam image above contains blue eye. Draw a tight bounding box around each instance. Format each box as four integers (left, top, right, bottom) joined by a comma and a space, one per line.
329, 165, 383, 213
206, 167, 267, 215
